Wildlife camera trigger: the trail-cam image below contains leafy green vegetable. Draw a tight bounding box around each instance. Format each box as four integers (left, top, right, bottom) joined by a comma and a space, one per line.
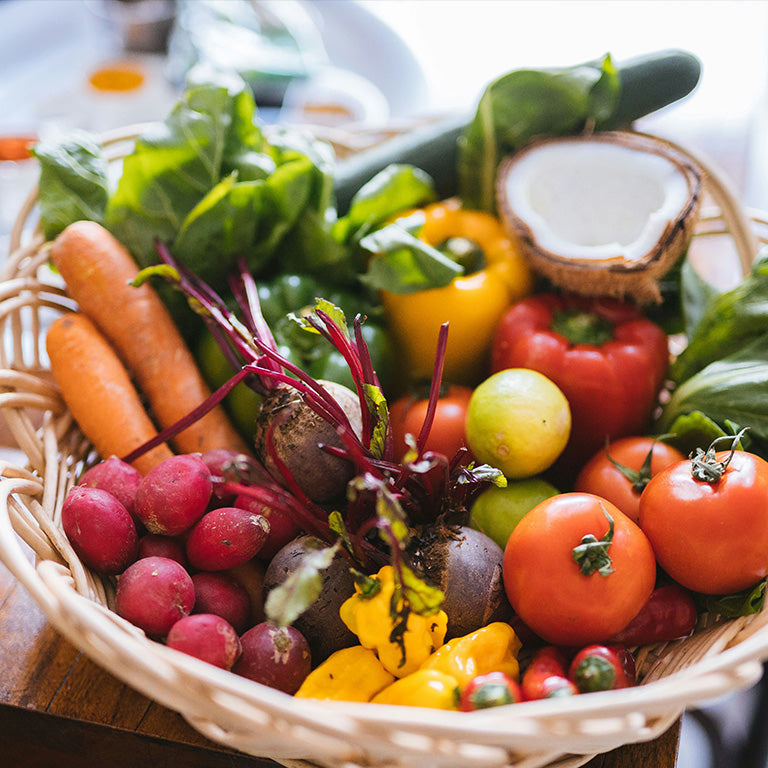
661, 411, 746, 458
671, 250, 768, 382
358, 219, 463, 294
34, 130, 109, 239
657, 333, 768, 447
458, 54, 620, 211
694, 580, 766, 619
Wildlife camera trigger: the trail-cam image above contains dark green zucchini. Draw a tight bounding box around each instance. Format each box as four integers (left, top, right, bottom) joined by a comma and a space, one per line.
333, 49, 701, 214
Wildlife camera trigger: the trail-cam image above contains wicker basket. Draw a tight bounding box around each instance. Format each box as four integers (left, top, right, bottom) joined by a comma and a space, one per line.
1, 127, 768, 768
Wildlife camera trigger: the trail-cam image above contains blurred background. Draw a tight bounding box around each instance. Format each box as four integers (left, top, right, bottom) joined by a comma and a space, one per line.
1, 1, 768, 766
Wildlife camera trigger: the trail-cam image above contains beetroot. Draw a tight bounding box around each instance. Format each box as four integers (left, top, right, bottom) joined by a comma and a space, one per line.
61, 485, 138, 575
186, 506, 270, 571
115, 556, 195, 637
232, 622, 311, 694
166, 613, 242, 670
78, 456, 142, 522
191, 571, 251, 634
201, 448, 248, 505
134, 454, 213, 535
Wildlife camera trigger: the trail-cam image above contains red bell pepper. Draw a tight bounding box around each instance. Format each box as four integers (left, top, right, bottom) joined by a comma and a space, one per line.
491, 294, 669, 468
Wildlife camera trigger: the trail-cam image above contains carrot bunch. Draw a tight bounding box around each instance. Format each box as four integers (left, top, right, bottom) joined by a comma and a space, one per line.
47, 221, 249, 473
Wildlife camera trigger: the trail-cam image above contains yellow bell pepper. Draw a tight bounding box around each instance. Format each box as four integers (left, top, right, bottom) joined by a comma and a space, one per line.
380, 199, 533, 385
339, 565, 448, 678
419, 621, 522, 688
371, 669, 460, 709
294, 646, 395, 702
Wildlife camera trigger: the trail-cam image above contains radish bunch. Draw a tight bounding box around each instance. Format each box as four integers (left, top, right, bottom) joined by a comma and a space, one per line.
64, 450, 312, 692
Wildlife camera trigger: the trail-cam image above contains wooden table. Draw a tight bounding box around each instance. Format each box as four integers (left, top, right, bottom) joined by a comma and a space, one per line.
0, 554, 680, 768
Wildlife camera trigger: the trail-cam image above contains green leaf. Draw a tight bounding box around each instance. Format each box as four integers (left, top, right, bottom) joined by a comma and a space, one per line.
671, 250, 768, 382
680, 257, 724, 340
658, 332, 768, 446
359, 221, 463, 294
400, 565, 445, 617
342, 164, 436, 235
363, 383, 389, 459
33, 130, 109, 239
694, 580, 766, 618
458, 55, 620, 211
660, 411, 737, 458
263, 541, 341, 627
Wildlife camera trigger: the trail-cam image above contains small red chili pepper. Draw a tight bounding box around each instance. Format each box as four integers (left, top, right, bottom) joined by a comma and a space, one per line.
460, 671, 524, 711
610, 584, 698, 646
522, 646, 578, 700
569, 644, 636, 693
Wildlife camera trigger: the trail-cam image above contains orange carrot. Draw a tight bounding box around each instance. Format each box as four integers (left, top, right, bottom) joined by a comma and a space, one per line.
46, 313, 174, 475
51, 221, 250, 456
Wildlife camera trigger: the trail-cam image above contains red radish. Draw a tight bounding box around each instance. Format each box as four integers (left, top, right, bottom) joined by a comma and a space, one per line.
166, 613, 242, 670
201, 448, 249, 505
191, 572, 251, 634
186, 506, 270, 571
61, 485, 138, 575
234, 493, 300, 560
232, 622, 311, 694
134, 454, 213, 535
78, 456, 142, 521
137, 533, 188, 568
115, 556, 195, 637
226, 560, 266, 627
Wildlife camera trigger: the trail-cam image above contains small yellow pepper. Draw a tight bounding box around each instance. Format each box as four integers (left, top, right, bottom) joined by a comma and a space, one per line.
419, 622, 522, 688
380, 199, 533, 385
339, 565, 448, 678
294, 646, 395, 702
371, 669, 460, 709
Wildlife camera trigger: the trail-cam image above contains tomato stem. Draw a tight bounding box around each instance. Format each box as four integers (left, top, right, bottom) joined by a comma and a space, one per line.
572, 504, 615, 576
606, 434, 676, 494
690, 427, 750, 483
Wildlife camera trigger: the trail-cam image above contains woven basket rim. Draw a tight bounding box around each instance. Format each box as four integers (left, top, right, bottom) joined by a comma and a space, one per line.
1, 124, 767, 768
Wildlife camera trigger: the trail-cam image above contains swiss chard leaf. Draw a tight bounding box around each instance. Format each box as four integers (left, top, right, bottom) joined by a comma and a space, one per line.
657, 332, 768, 449
34, 130, 109, 239
358, 220, 463, 294
671, 250, 768, 382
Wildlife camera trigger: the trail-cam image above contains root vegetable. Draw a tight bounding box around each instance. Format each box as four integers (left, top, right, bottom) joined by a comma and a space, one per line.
185, 506, 270, 571
51, 221, 248, 456
226, 559, 266, 627
78, 456, 142, 521
254, 380, 363, 504
418, 526, 512, 639
46, 313, 174, 475
137, 534, 188, 568
232, 622, 311, 694
234, 494, 300, 561
166, 613, 242, 670
263, 535, 357, 662
192, 572, 251, 634
115, 556, 195, 637
61, 486, 138, 575
134, 454, 213, 536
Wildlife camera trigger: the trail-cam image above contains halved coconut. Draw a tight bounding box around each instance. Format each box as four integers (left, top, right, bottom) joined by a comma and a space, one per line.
496, 131, 702, 304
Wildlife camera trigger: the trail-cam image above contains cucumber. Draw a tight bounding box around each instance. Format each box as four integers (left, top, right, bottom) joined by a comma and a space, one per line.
333, 49, 701, 214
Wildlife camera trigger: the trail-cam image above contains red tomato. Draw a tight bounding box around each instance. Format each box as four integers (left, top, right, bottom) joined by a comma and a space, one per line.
639, 449, 768, 595
503, 492, 656, 646
574, 437, 686, 523
389, 386, 473, 464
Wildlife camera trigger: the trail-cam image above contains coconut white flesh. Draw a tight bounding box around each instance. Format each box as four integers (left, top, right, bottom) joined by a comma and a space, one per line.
501, 140, 692, 263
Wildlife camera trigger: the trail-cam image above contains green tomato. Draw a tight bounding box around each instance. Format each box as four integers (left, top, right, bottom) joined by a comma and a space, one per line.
469, 478, 559, 549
